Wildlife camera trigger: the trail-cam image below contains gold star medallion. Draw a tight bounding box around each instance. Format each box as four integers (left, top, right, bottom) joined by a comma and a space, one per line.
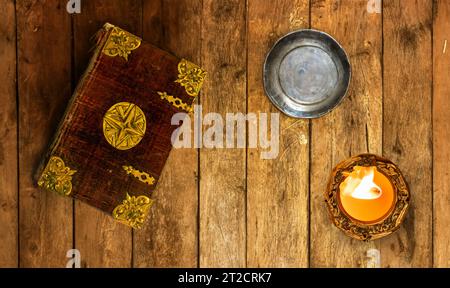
103, 102, 146, 150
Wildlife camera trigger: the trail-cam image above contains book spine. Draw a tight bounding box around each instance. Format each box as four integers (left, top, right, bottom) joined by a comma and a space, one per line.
33, 25, 112, 185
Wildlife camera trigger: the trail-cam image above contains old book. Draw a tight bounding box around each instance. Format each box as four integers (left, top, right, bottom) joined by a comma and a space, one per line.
35, 23, 206, 229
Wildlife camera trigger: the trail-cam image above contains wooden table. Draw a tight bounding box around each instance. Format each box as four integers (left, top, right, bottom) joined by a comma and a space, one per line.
0, 0, 448, 268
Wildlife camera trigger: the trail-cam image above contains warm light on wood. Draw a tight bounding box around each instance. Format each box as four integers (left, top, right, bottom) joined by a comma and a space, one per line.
338, 166, 395, 223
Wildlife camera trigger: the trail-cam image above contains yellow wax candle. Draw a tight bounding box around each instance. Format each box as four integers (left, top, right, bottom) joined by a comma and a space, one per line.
338, 166, 396, 224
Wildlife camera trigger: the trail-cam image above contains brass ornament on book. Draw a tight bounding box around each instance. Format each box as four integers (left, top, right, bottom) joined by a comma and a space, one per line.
103, 102, 146, 150
175, 59, 206, 97
113, 193, 154, 229
122, 165, 156, 186
102, 25, 141, 61
38, 156, 77, 196
157, 91, 193, 113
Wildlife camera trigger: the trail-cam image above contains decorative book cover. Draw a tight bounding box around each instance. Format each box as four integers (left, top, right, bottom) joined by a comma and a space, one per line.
34, 23, 206, 229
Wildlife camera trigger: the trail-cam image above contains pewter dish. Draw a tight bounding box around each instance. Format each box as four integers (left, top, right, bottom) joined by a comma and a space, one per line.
263, 29, 351, 118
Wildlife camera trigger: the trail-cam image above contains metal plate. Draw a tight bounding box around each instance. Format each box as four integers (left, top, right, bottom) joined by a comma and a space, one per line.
263, 29, 351, 118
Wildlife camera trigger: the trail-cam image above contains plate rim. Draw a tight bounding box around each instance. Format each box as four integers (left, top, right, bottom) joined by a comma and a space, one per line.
263, 29, 352, 119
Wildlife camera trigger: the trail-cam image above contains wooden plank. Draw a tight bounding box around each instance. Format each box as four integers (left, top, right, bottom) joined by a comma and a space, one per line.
200, 0, 247, 267
73, 0, 142, 267
17, 0, 73, 267
0, 0, 18, 268
141, 0, 163, 47
381, 0, 432, 267
432, 0, 450, 268
247, 0, 309, 268
133, 0, 200, 267
310, 0, 383, 267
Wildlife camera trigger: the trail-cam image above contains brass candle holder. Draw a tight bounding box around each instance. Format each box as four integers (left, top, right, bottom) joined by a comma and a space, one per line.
325, 154, 410, 241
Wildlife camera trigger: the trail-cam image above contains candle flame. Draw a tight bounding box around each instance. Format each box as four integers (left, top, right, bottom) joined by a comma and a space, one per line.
341, 166, 382, 200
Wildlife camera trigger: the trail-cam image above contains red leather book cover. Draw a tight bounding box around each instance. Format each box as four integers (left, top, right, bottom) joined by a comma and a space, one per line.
34, 23, 206, 229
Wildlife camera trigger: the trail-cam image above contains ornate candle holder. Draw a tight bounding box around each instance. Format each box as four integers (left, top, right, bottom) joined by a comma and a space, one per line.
325, 154, 410, 241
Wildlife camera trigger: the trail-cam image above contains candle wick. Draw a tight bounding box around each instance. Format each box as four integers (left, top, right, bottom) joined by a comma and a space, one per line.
370, 187, 381, 195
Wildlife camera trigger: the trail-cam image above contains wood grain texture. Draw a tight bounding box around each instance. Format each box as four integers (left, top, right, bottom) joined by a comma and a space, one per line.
382, 0, 432, 267
141, 0, 163, 47
3, 0, 448, 268
310, 0, 383, 267
72, 0, 142, 268
247, 0, 309, 268
200, 0, 247, 267
0, 0, 18, 268
133, 0, 200, 267
17, 0, 73, 267
432, 0, 450, 268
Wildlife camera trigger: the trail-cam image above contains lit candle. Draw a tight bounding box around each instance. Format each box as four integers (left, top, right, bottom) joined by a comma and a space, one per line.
325, 154, 410, 241
338, 166, 395, 223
